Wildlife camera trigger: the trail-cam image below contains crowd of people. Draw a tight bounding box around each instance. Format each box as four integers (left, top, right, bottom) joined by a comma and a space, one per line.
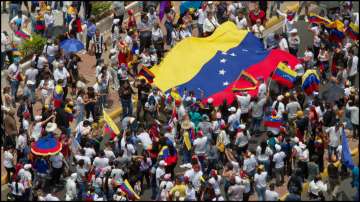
1, 1, 359, 201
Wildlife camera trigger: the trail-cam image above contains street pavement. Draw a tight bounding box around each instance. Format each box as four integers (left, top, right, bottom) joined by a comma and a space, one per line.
1, 1, 359, 201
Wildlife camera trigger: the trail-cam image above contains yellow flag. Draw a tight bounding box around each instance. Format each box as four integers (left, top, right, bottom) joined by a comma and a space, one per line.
103, 110, 120, 135
170, 88, 182, 102
184, 131, 192, 150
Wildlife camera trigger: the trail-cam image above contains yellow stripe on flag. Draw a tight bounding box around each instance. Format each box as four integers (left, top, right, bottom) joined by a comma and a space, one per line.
151, 22, 248, 92
103, 110, 120, 135
124, 179, 141, 200
277, 62, 297, 77
170, 88, 182, 102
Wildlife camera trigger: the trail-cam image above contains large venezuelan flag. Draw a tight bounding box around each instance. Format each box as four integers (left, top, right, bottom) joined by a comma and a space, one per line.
152, 22, 299, 106
346, 22, 359, 40
308, 13, 332, 25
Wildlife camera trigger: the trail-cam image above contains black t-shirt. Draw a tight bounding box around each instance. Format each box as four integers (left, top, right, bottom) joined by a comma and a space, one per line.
138, 83, 150, 103
56, 108, 70, 128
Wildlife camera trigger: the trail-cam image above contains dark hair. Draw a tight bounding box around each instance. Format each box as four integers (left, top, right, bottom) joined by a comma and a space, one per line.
260, 141, 267, 154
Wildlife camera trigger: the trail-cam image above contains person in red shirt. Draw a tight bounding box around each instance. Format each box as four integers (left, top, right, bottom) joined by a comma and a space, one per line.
249, 4, 266, 26
127, 9, 137, 32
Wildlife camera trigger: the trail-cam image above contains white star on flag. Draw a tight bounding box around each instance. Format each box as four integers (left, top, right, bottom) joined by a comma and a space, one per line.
220, 58, 227, 63
221, 51, 227, 55
223, 81, 229, 86
230, 53, 236, 56
219, 69, 226, 75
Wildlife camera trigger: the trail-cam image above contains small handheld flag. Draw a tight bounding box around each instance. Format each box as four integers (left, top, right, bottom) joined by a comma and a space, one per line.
272, 62, 297, 88
138, 66, 155, 83
103, 110, 120, 135
302, 70, 320, 95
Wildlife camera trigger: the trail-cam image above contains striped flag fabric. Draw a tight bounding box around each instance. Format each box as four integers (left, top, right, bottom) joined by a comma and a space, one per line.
346, 22, 359, 40
138, 66, 155, 83
103, 110, 120, 135
264, 115, 283, 128
301, 69, 320, 95
104, 123, 116, 140
119, 179, 141, 200
158, 145, 178, 165
272, 62, 297, 88
308, 13, 332, 25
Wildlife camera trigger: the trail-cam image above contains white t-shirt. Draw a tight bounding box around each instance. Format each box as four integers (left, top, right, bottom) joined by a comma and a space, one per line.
325, 126, 342, 147
84, 147, 96, 159
346, 104, 359, 125
196, 9, 207, 25
254, 171, 268, 188
349, 55, 358, 77
1, 32, 11, 51
10, 15, 28, 29
4, 150, 14, 168
32, 55, 48, 70
31, 122, 43, 141
235, 16, 248, 30
185, 169, 203, 191
75, 155, 92, 170
123, 143, 135, 159
273, 151, 286, 169
228, 108, 242, 132
193, 136, 208, 155
243, 155, 258, 173
44, 12, 55, 26
53, 67, 70, 87
236, 94, 251, 114
156, 167, 166, 186
93, 157, 109, 169
279, 38, 289, 51
25, 67, 39, 83
111, 168, 125, 183
265, 190, 279, 201
104, 149, 116, 160
137, 132, 152, 149
39, 79, 55, 99
8, 63, 20, 79
49, 152, 64, 169
256, 146, 273, 161
203, 17, 219, 33
43, 44, 59, 57
11, 181, 25, 196
252, 24, 265, 39
272, 101, 285, 117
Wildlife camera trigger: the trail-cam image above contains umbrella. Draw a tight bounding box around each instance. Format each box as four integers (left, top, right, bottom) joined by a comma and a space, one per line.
31, 135, 62, 156
60, 39, 84, 53
319, 81, 344, 102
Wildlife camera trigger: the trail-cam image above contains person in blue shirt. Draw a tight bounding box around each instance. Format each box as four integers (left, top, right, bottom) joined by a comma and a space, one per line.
351, 164, 359, 201
33, 156, 49, 190
85, 16, 96, 52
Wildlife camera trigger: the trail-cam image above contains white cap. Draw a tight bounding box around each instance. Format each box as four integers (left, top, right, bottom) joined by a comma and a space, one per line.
292, 137, 299, 143
275, 144, 281, 152
207, 98, 214, 104
240, 124, 246, 129
24, 164, 32, 169
159, 160, 166, 166
228, 107, 236, 112
290, 28, 298, 33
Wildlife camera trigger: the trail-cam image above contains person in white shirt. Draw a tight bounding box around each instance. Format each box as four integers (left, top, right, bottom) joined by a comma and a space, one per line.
347, 49, 358, 85
254, 165, 268, 201
227, 2, 242, 22
288, 28, 300, 56
278, 33, 289, 52
53, 61, 70, 97
44, 193, 60, 201
273, 144, 286, 186
203, 11, 219, 36
156, 161, 166, 187
252, 19, 265, 40
235, 10, 248, 30
272, 95, 285, 118
193, 131, 208, 156
308, 175, 327, 200
346, 100, 359, 139
10, 177, 25, 200
44, 7, 55, 38
243, 151, 258, 177
49, 152, 65, 185
325, 123, 343, 160
136, 127, 153, 150
184, 164, 203, 192
265, 183, 279, 201
256, 141, 273, 176
228, 176, 245, 201
65, 173, 77, 201
276, 10, 298, 34
286, 95, 302, 120
212, 188, 225, 201
196, 4, 207, 37
208, 170, 222, 192
303, 46, 314, 68
227, 107, 242, 133
93, 151, 109, 172
25, 63, 39, 89
179, 25, 192, 40
9, 11, 29, 32
236, 92, 251, 122
42, 39, 59, 70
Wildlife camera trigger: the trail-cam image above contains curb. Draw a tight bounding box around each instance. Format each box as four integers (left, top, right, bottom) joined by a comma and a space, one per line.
279, 148, 359, 201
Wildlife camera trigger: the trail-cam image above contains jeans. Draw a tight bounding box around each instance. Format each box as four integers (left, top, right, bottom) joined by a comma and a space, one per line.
165, 21, 174, 46
275, 166, 285, 185
45, 23, 54, 39
255, 186, 266, 201
10, 79, 19, 102
9, 3, 20, 22
197, 23, 203, 37
121, 98, 133, 118
78, 181, 86, 200
251, 116, 263, 132
95, 53, 102, 66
